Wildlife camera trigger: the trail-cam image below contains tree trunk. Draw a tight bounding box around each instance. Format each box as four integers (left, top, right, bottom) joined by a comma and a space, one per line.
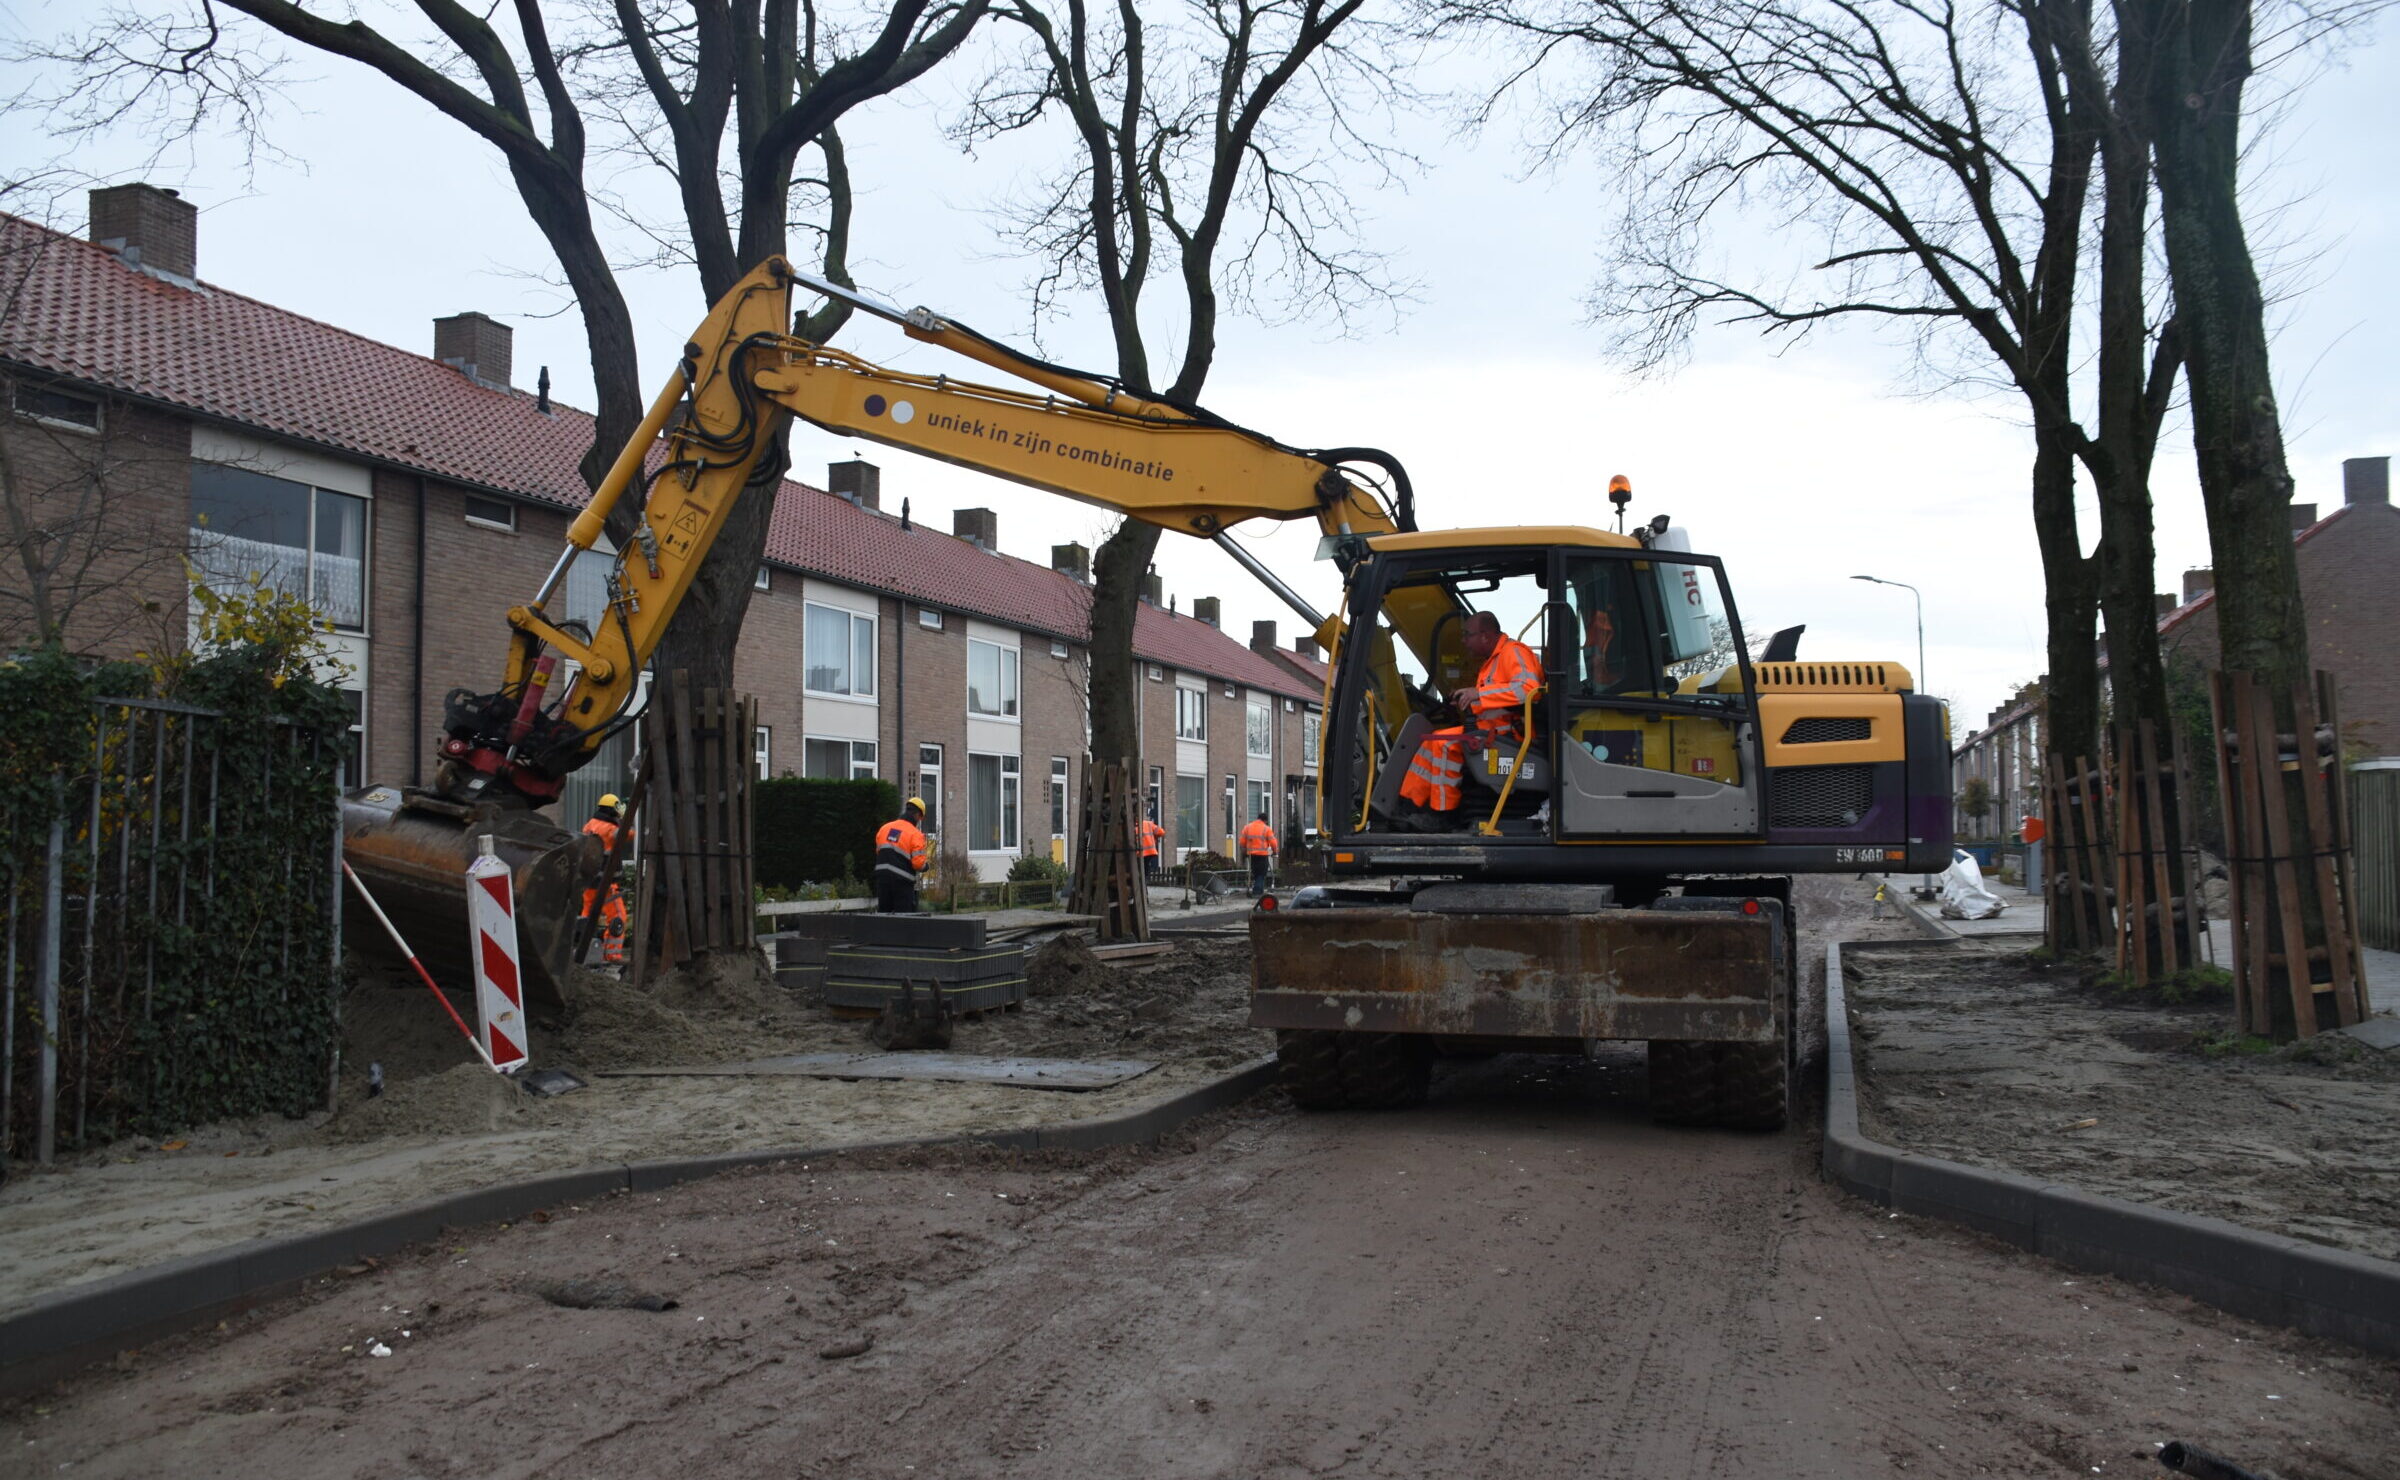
2140, 0, 2307, 689
1087, 518, 1162, 781
2032, 423, 2110, 945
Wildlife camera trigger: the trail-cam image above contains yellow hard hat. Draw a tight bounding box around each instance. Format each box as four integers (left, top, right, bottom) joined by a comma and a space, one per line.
597, 794, 623, 811
905, 796, 927, 812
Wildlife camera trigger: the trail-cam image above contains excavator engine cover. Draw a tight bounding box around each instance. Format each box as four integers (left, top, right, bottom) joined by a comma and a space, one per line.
340, 785, 595, 1009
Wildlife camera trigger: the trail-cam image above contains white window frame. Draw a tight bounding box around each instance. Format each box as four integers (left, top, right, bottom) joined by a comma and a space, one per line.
463, 494, 517, 532
1302, 709, 1321, 768
190, 460, 374, 636
1049, 638, 1070, 659
803, 735, 878, 780
1175, 686, 1207, 742
804, 601, 878, 701
1245, 699, 1272, 759
968, 637, 1021, 720
916, 743, 945, 837
1050, 756, 1070, 840
1223, 682, 1237, 699
11, 381, 102, 435
1146, 664, 1164, 682
754, 566, 772, 591
754, 724, 773, 779
969, 751, 1021, 852
919, 608, 944, 630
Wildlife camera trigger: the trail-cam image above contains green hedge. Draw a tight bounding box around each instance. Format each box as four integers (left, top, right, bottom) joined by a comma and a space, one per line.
755, 776, 901, 889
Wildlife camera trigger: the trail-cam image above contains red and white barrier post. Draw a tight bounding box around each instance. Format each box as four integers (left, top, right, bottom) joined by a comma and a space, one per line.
465, 834, 530, 1074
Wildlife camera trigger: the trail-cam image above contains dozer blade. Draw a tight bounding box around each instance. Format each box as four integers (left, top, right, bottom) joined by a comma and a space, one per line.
340, 784, 598, 1010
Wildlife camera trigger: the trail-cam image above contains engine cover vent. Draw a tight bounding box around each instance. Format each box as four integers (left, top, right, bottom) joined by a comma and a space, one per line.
1768, 764, 1876, 829
1781, 715, 1874, 744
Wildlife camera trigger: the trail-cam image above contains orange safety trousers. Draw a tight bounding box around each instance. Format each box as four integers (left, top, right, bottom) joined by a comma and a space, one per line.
1399, 638, 1540, 813
581, 885, 629, 963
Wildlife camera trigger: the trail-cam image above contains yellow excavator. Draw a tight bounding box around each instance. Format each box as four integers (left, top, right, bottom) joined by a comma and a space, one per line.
343, 256, 1950, 1128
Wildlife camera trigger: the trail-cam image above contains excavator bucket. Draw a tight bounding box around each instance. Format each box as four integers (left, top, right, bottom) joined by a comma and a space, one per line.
340, 784, 598, 1010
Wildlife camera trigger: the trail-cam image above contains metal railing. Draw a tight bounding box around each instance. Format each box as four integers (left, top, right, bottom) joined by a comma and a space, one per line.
2355, 768, 2399, 953
2, 697, 343, 1165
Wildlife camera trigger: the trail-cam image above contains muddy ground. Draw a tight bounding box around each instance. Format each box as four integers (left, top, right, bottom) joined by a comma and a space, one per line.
9, 1009, 2398, 1475
0, 932, 1268, 1313
1847, 941, 2400, 1260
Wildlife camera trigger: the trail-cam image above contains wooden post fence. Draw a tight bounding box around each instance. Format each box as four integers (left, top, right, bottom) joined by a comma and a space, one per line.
2207, 669, 2368, 1038
2042, 751, 2113, 954
630, 673, 756, 986
1068, 760, 1149, 942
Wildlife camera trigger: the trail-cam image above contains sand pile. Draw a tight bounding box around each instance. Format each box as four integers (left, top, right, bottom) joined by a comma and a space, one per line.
1026, 934, 1107, 997
326, 1062, 552, 1143
559, 955, 811, 1072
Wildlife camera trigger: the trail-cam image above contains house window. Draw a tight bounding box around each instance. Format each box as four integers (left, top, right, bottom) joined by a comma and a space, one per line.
805, 603, 876, 698
1147, 664, 1164, 682
968, 639, 1019, 718
1247, 779, 1268, 824
1222, 774, 1237, 844
1175, 687, 1207, 741
463, 494, 516, 531
803, 737, 877, 779
919, 608, 944, 630
1050, 757, 1070, 839
12, 381, 102, 432
1175, 773, 1205, 851
969, 753, 1020, 851
1284, 698, 1297, 713
754, 725, 772, 779
754, 566, 772, 591
1223, 683, 1237, 699
1147, 766, 1164, 831
1049, 639, 1070, 660
1302, 710, 1321, 768
189, 462, 369, 631
916, 743, 944, 836
1246, 700, 1271, 758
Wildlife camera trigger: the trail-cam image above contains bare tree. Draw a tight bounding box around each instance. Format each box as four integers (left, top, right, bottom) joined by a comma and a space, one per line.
954, 0, 1414, 901
16, 0, 990, 690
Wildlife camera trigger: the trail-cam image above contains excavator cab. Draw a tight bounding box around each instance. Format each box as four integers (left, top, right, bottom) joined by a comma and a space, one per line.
1330, 532, 1766, 840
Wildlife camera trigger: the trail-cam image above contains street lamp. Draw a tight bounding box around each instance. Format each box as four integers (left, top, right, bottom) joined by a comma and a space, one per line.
1850, 574, 1926, 694
1853, 574, 1935, 898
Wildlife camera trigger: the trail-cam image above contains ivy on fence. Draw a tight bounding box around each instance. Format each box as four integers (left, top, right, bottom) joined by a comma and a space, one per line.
4, 597, 352, 1155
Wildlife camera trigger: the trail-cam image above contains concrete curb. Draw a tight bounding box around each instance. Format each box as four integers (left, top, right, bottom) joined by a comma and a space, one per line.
0, 1055, 1279, 1393
1824, 939, 2400, 1359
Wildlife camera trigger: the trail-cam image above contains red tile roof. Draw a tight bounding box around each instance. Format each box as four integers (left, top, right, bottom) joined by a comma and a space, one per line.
0, 212, 1317, 700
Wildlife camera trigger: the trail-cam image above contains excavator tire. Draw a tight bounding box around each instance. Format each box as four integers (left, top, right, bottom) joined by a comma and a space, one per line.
1711, 1040, 1789, 1132
1339, 1032, 1433, 1110
1277, 1030, 1349, 1110
1646, 1041, 1718, 1127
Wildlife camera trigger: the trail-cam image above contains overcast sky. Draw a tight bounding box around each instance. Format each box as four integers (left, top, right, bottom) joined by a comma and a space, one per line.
4, 5, 2390, 729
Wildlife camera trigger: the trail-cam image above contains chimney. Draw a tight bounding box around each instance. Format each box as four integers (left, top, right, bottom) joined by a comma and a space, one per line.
1250, 619, 1278, 654
1141, 570, 1163, 606
953, 507, 998, 549
2289, 502, 2318, 533
88, 184, 197, 282
1051, 542, 1090, 581
2182, 568, 2213, 603
2154, 592, 2178, 619
1193, 596, 1222, 628
433, 312, 513, 388
828, 458, 880, 510
2345, 456, 2391, 506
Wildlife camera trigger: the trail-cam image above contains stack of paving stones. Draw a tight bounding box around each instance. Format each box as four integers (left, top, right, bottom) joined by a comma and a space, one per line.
766, 917, 854, 999
824, 915, 1027, 1015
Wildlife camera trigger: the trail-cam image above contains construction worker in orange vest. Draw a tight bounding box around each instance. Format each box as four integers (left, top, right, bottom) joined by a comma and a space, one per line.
874, 798, 933, 913
580, 794, 633, 965
1400, 611, 1544, 822
1239, 811, 1279, 896
1139, 812, 1168, 882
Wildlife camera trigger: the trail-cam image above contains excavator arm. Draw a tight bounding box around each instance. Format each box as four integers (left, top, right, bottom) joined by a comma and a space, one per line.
435, 256, 1417, 809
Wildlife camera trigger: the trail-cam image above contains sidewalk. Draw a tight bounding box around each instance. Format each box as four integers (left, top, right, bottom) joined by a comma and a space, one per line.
1869, 873, 2045, 939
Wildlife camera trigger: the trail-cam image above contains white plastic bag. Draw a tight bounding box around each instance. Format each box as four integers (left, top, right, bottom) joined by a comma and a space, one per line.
1938, 849, 2007, 920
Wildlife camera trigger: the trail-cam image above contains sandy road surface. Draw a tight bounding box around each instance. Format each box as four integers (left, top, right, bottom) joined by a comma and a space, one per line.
6, 881, 2395, 1478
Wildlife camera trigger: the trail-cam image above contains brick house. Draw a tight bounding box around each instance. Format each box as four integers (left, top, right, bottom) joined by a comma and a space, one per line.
1953, 456, 2399, 838
2156, 459, 2400, 758
0, 187, 1323, 879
